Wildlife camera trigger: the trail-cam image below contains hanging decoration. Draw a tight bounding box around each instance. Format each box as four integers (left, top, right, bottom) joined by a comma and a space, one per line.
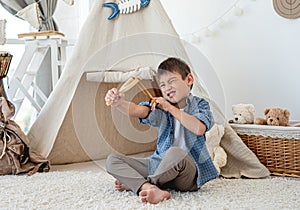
0, 19, 6, 45
103, 0, 151, 20
181, 0, 250, 44
16, 3, 41, 30
7, 0, 74, 30
273, 0, 300, 19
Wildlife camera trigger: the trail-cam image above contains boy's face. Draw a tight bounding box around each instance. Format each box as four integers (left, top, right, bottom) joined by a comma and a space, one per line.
158, 71, 194, 104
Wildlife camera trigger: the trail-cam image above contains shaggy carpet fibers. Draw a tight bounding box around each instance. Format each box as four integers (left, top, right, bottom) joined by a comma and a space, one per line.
0, 169, 299, 210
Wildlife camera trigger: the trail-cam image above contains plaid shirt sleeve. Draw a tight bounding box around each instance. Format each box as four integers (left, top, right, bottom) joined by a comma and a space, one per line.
188, 97, 214, 132
138, 101, 164, 127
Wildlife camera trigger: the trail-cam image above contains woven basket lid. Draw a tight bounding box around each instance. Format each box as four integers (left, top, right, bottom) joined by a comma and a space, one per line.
273, 0, 300, 19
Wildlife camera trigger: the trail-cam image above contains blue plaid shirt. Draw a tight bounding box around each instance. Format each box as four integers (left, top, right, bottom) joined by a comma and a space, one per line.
139, 94, 219, 188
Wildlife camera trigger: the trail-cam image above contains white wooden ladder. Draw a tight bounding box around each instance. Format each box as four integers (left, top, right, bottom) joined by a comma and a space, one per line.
7, 31, 67, 115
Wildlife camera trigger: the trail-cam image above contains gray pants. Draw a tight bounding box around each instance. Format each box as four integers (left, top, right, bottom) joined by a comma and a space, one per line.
106, 147, 198, 194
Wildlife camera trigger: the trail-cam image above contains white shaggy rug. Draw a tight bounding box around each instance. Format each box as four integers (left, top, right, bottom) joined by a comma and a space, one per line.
0, 167, 299, 210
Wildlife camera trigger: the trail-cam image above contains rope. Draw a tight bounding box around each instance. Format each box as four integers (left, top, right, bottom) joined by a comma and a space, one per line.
0, 129, 10, 159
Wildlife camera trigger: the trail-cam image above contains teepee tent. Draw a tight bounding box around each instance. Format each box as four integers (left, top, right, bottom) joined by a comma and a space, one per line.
28, 0, 269, 178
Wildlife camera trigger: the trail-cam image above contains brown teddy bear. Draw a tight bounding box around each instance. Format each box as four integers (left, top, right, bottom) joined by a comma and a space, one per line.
255, 107, 290, 126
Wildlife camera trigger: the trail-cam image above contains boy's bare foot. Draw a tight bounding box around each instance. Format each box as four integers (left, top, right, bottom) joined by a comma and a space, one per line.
139, 183, 170, 204
114, 180, 130, 192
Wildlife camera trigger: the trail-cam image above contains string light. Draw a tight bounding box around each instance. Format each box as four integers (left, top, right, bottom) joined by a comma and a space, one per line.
180, 0, 255, 43
233, 6, 244, 16
204, 28, 214, 37
218, 19, 228, 28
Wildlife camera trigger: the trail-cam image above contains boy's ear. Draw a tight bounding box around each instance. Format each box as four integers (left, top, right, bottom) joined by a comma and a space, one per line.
186, 73, 194, 86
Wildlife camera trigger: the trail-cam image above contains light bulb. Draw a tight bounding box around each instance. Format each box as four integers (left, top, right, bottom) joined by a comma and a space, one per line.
234, 6, 243, 16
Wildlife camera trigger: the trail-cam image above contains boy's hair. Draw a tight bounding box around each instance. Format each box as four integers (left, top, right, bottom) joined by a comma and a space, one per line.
157, 57, 191, 79
157, 57, 193, 89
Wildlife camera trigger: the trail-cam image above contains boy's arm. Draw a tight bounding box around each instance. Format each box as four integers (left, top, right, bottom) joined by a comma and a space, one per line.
115, 100, 150, 118
105, 88, 150, 118
169, 106, 206, 136
152, 97, 206, 136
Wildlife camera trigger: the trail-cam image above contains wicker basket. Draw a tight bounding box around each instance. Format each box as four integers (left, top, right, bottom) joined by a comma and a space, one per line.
231, 122, 300, 178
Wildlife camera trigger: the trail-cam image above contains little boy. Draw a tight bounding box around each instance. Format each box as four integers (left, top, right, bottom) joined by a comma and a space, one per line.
105, 57, 219, 204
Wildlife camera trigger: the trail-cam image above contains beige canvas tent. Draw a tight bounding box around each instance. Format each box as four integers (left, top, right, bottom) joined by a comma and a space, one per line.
28, 0, 269, 178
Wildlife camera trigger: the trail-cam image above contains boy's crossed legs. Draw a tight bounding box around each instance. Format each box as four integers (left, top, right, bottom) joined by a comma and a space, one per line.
106, 147, 198, 204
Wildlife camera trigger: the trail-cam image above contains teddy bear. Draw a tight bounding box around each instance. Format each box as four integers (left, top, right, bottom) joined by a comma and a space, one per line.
229, 103, 255, 124
255, 107, 290, 126
206, 124, 227, 173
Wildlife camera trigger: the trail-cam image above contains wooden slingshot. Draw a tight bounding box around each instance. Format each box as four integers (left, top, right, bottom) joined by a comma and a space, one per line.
106, 76, 155, 106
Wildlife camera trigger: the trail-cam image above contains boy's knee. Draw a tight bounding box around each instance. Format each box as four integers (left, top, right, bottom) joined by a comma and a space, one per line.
163, 147, 190, 166
106, 153, 121, 172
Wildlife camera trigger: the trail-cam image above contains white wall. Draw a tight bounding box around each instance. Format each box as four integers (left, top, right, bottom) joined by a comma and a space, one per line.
54, 0, 89, 40
161, 0, 300, 120
55, 0, 300, 120
53, 0, 92, 66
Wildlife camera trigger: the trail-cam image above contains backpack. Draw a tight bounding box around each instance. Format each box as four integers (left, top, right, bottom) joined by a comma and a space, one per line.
0, 97, 49, 175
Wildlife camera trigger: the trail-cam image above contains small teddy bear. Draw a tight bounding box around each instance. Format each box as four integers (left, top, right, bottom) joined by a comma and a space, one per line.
229, 103, 255, 124
206, 124, 227, 173
255, 107, 290, 126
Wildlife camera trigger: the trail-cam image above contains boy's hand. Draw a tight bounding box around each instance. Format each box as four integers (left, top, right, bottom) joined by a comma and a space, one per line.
105, 88, 125, 106
151, 97, 171, 112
